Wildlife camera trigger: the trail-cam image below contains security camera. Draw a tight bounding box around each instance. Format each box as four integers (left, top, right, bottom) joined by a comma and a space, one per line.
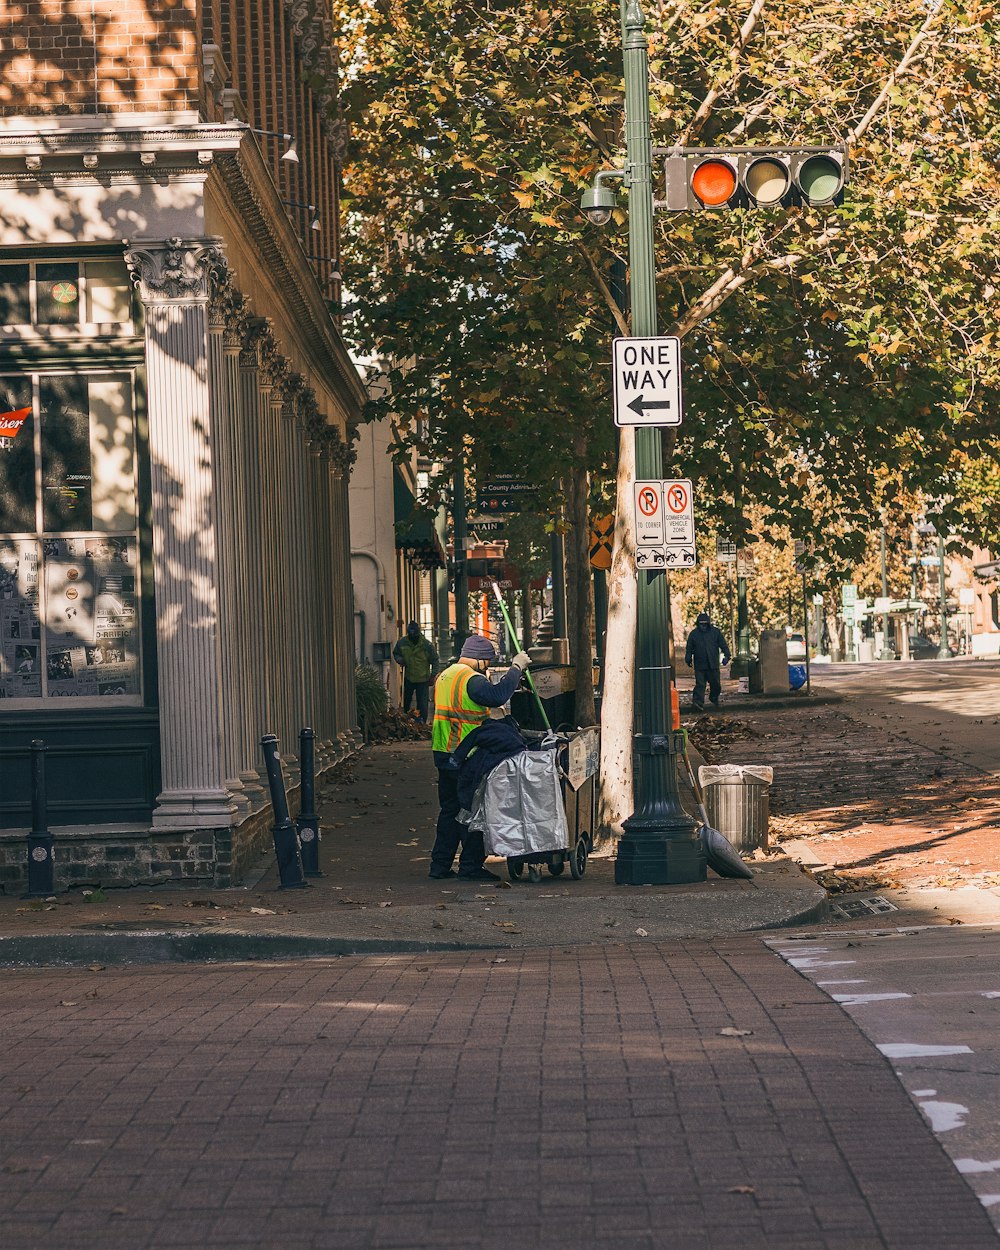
581, 184, 617, 226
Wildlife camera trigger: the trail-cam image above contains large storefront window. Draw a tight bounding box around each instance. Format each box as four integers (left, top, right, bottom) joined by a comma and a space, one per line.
0, 259, 133, 332
0, 370, 141, 704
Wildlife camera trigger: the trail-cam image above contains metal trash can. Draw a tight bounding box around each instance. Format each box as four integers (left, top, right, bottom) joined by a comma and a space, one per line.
511, 664, 576, 731
698, 764, 773, 853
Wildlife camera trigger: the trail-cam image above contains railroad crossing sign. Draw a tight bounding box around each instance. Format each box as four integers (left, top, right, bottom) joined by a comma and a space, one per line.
589, 514, 614, 570
613, 337, 683, 428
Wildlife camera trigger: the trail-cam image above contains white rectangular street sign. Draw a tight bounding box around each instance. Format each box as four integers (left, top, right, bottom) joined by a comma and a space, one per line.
635, 547, 667, 570
736, 549, 755, 579
716, 539, 737, 563
633, 481, 665, 547
613, 337, 683, 428
662, 479, 694, 544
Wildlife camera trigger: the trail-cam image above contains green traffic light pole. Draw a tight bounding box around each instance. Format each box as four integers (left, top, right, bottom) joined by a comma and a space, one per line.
609, 0, 703, 885
730, 575, 752, 678
937, 533, 950, 659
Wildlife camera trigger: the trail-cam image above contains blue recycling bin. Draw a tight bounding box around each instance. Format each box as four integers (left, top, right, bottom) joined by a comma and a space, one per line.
788, 663, 807, 691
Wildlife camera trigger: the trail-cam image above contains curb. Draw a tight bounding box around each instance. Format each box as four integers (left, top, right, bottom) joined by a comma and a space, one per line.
0, 887, 829, 966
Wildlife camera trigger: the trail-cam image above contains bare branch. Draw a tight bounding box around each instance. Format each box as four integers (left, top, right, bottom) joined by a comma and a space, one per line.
577, 239, 630, 336
672, 0, 768, 148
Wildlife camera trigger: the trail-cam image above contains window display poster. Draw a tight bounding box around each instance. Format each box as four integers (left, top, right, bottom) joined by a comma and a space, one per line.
41, 536, 139, 697
0, 539, 42, 698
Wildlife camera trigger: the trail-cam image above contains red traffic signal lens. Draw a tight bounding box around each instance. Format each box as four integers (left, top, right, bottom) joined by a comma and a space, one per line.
691, 159, 737, 207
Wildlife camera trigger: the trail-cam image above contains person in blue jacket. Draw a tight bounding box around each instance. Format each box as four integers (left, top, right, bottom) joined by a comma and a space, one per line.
684, 612, 731, 711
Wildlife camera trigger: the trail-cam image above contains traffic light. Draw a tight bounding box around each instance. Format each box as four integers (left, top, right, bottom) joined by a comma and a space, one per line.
661, 146, 847, 212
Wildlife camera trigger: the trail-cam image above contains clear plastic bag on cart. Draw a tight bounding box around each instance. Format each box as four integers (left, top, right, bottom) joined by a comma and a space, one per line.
467, 732, 569, 859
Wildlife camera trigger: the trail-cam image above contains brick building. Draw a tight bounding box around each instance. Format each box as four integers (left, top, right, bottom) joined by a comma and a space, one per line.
0, 0, 364, 887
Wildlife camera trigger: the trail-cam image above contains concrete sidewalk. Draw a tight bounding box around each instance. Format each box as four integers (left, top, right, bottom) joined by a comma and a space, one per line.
0, 741, 826, 966
3, 941, 997, 1249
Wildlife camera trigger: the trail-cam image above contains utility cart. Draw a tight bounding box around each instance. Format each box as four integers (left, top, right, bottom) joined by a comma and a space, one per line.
505, 726, 599, 883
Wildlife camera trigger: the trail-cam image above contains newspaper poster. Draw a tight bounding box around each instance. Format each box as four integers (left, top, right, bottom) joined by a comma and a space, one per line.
0, 540, 42, 699
42, 535, 140, 697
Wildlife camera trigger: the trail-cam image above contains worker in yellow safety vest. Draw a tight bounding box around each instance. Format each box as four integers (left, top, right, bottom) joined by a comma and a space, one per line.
429, 634, 532, 880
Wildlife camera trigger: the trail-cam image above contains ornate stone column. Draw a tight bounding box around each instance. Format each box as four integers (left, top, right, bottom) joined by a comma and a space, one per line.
238, 324, 273, 785
224, 314, 266, 806
207, 274, 250, 818
124, 237, 236, 830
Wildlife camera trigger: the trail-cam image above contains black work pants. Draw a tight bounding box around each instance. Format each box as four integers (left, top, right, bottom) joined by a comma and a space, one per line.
403, 678, 430, 722
693, 666, 722, 708
430, 768, 485, 876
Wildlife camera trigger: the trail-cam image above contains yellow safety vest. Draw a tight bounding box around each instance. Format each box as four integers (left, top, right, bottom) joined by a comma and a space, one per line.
432, 663, 489, 754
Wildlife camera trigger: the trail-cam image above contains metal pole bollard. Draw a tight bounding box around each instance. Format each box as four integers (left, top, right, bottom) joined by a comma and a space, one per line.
24, 739, 55, 899
259, 734, 307, 889
296, 727, 322, 877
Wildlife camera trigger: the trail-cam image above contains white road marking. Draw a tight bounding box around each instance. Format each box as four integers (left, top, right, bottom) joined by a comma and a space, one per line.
919, 1100, 969, 1132
877, 1043, 973, 1059
832, 992, 912, 1005
956, 1159, 1000, 1175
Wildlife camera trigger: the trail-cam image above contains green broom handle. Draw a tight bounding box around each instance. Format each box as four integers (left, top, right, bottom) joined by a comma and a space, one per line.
490, 581, 551, 731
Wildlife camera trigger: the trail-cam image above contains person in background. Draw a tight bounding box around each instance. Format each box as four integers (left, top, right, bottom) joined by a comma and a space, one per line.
684, 611, 731, 711
392, 620, 438, 723
429, 635, 531, 880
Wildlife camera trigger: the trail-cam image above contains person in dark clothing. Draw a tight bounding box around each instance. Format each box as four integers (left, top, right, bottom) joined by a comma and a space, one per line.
429, 635, 530, 881
684, 612, 731, 710
392, 621, 438, 722
453, 716, 526, 811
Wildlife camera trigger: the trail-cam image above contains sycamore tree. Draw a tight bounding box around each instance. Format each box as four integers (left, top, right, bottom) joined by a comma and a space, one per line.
335, 0, 999, 838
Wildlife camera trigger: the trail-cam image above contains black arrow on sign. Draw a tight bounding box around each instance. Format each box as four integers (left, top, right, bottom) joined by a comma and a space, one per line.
628, 395, 672, 418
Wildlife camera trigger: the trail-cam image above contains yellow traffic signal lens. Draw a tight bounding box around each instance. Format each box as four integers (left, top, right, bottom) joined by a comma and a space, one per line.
745, 158, 789, 206
797, 155, 843, 204
691, 159, 737, 206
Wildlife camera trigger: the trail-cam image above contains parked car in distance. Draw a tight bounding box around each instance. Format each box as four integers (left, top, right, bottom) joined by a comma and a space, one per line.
786, 632, 807, 660
905, 634, 953, 660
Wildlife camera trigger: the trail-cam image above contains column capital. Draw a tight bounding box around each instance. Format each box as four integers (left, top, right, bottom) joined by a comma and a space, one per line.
123, 236, 225, 305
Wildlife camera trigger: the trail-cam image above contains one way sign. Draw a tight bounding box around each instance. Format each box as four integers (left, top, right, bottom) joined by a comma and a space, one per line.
613, 337, 683, 428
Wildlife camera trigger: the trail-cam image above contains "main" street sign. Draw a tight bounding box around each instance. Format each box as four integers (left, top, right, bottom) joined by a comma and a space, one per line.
613, 337, 683, 428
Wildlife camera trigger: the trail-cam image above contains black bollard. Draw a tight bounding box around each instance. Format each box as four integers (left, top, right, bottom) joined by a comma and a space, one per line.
24, 739, 55, 898
296, 727, 322, 877
259, 734, 307, 889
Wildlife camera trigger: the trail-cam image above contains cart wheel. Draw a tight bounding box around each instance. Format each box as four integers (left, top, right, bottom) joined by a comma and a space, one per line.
507, 859, 524, 882
527, 864, 543, 884
569, 839, 588, 880
547, 858, 565, 877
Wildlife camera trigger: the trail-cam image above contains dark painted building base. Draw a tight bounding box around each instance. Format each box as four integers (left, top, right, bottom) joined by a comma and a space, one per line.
0, 753, 356, 893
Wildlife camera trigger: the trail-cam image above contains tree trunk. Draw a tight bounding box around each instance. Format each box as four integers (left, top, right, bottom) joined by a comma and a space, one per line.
596, 426, 637, 847
567, 457, 596, 727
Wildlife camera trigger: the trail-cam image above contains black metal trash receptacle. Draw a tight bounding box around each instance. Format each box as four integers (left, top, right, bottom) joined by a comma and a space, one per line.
698, 765, 772, 853
510, 664, 576, 731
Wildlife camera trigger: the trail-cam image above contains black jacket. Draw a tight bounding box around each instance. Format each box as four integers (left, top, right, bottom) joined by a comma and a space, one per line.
685, 625, 731, 670
453, 716, 526, 810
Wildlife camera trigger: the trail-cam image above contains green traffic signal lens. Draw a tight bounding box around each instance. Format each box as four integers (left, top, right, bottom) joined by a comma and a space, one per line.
745, 158, 789, 206
797, 155, 844, 204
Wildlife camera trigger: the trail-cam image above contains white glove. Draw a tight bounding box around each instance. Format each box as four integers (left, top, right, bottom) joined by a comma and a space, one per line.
512, 651, 532, 671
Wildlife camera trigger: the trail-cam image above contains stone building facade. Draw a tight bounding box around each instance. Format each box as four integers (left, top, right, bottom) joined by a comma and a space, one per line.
0, 0, 364, 889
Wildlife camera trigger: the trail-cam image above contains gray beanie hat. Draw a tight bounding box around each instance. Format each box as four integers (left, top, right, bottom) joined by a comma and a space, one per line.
460, 635, 497, 662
